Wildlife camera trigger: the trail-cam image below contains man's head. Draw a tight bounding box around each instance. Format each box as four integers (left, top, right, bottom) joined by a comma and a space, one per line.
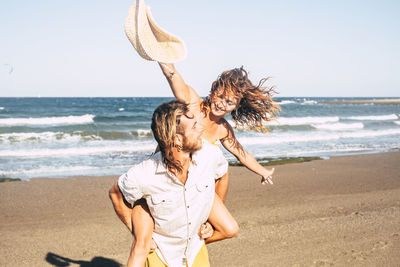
151, 100, 204, 172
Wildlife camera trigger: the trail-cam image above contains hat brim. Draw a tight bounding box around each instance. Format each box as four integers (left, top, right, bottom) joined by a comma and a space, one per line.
124, 0, 187, 63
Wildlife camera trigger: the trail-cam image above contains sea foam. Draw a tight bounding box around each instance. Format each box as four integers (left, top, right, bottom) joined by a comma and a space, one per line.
0, 114, 95, 126
344, 114, 398, 121
0, 131, 101, 144
277, 100, 296, 105
0, 142, 156, 158
238, 128, 400, 146
311, 122, 364, 131
265, 116, 339, 126
0, 164, 132, 178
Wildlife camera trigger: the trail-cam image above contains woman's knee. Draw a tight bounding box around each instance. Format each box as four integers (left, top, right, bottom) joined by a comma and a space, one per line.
222, 220, 239, 238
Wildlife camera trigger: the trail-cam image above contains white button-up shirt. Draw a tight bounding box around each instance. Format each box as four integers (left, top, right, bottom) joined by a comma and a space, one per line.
118, 142, 228, 267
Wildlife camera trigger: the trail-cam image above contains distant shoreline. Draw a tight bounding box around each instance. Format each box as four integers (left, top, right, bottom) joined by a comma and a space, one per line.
319, 98, 400, 105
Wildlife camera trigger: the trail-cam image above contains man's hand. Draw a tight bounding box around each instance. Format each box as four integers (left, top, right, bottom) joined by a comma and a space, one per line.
198, 222, 213, 240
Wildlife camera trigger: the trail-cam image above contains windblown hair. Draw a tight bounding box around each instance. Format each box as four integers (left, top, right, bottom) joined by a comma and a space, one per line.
151, 100, 188, 173
202, 66, 280, 131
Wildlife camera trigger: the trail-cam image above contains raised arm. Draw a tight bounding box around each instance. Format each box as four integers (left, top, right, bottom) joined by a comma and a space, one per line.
220, 121, 274, 185
158, 63, 202, 105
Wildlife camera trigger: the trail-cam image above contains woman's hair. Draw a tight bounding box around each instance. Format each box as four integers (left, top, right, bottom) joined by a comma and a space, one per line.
202, 66, 280, 131
151, 100, 188, 173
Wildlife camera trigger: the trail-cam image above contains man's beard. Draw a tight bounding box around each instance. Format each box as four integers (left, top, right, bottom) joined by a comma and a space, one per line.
182, 136, 202, 153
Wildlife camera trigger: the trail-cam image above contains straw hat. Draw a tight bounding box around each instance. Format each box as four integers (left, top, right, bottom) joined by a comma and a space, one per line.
124, 0, 187, 63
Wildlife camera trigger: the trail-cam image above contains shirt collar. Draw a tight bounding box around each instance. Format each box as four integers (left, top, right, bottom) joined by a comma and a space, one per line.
154, 151, 199, 175
191, 150, 199, 166
154, 152, 168, 174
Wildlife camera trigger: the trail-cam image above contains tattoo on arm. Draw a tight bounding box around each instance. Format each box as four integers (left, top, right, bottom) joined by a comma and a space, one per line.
221, 132, 245, 157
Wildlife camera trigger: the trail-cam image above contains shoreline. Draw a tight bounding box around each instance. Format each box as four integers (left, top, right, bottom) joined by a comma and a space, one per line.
319, 98, 400, 105
1, 152, 400, 266
2, 150, 399, 182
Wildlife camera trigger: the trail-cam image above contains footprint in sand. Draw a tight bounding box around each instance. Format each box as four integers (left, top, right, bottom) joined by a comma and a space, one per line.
312, 260, 334, 266
372, 241, 389, 250
350, 249, 368, 261
349, 241, 390, 262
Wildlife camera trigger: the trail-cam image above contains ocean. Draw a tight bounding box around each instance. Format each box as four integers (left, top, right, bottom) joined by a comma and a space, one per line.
0, 97, 399, 180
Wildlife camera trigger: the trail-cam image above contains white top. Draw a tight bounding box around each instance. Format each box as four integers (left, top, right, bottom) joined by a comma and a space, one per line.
118, 142, 228, 267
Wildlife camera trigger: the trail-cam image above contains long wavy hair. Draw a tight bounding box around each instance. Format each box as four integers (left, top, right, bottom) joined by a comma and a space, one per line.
202, 67, 280, 131
151, 100, 188, 173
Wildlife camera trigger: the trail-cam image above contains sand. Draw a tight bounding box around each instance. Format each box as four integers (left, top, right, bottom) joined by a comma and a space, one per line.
1, 152, 399, 267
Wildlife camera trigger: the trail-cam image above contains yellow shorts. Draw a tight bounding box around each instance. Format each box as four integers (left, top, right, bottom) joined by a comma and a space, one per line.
145, 243, 210, 267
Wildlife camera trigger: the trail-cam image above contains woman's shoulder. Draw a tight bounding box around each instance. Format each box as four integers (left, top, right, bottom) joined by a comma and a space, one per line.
187, 98, 205, 114
216, 118, 234, 140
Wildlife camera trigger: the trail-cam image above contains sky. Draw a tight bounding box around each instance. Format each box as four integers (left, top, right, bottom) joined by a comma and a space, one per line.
1, 0, 399, 97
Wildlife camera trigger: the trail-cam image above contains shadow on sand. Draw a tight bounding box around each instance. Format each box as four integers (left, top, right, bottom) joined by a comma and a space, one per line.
45, 252, 122, 267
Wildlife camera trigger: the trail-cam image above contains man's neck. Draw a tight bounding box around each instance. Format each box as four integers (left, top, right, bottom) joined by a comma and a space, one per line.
170, 149, 192, 184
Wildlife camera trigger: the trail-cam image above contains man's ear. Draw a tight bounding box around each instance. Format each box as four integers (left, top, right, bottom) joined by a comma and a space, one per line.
174, 133, 183, 147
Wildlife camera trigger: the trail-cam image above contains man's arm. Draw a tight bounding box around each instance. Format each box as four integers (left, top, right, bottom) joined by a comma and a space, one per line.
109, 180, 133, 233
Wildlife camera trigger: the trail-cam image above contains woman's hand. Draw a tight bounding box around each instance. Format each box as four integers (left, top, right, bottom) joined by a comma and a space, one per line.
261, 167, 275, 185
149, 238, 157, 253
198, 222, 214, 240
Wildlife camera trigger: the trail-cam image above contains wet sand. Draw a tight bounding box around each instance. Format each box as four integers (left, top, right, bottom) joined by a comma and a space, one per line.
1, 152, 399, 266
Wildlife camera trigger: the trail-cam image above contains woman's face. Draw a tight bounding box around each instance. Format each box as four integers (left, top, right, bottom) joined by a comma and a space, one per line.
210, 90, 240, 117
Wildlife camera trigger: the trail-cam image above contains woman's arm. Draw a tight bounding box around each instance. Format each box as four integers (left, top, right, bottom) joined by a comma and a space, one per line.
158, 63, 202, 104
220, 121, 274, 184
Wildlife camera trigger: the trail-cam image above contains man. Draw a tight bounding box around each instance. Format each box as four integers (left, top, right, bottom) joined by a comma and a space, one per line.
109, 100, 229, 267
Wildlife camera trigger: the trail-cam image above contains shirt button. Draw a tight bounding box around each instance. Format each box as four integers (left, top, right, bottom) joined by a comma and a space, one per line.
187, 205, 189, 208
189, 222, 191, 225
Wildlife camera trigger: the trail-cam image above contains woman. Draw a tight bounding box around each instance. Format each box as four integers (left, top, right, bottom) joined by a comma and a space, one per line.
159, 63, 280, 199
126, 63, 279, 267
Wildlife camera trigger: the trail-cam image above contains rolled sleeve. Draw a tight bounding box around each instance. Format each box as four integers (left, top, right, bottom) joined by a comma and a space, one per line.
214, 148, 228, 180
117, 170, 143, 207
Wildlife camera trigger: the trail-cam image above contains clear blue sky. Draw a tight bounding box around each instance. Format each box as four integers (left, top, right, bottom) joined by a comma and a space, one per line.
1, 0, 399, 97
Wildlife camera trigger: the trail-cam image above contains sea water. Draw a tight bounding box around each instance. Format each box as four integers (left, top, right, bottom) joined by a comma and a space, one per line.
0, 97, 399, 180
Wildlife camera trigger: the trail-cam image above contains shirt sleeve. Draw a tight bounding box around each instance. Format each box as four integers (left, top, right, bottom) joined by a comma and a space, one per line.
118, 167, 144, 207
213, 147, 228, 180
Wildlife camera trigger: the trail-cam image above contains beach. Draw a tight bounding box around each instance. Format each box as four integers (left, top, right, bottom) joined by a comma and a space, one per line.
1, 152, 399, 267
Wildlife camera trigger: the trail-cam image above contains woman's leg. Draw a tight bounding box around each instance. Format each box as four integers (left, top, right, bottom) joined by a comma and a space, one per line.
127, 199, 155, 267
215, 172, 229, 202
205, 193, 239, 244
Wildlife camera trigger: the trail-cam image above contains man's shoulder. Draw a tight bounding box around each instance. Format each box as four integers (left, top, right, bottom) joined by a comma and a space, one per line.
126, 152, 162, 178
195, 142, 224, 160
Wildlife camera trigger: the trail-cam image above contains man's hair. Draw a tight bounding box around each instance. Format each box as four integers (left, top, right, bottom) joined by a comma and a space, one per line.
202, 66, 280, 131
151, 100, 189, 172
